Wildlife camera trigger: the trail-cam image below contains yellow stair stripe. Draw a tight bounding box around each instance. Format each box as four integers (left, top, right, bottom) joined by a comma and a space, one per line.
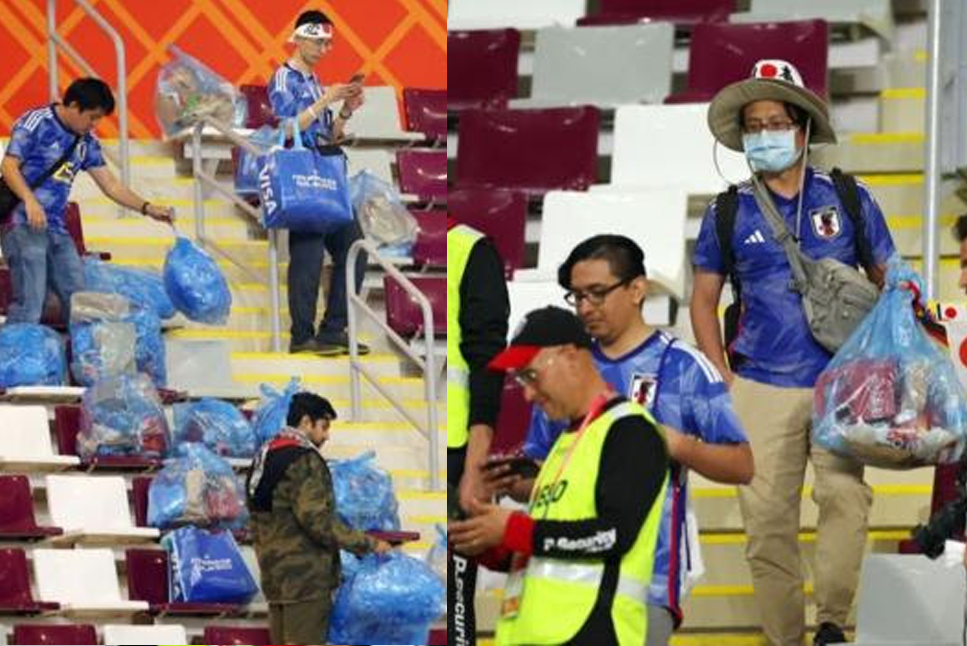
887, 214, 958, 230
855, 173, 923, 186
398, 490, 446, 501
848, 132, 924, 145
699, 529, 910, 545
231, 350, 399, 362
406, 514, 446, 525
389, 469, 448, 479
85, 236, 267, 248
233, 372, 417, 386
880, 87, 926, 100
692, 483, 931, 499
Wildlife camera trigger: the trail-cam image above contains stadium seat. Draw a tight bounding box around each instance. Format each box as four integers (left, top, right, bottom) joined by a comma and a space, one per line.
606, 103, 749, 195
126, 549, 242, 617
53, 405, 162, 470
33, 549, 148, 615
447, 0, 586, 30
239, 84, 278, 130
578, 0, 735, 26
345, 86, 422, 142
411, 211, 447, 267
0, 476, 62, 540
102, 624, 188, 646
0, 549, 59, 614
45, 475, 159, 546
383, 275, 446, 339
202, 626, 272, 646
131, 476, 151, 528
456, 107, 600, 197
402, 88, 446, 142
63, 202, 109, 261
449, 187, 527, 278
506, 280, 567, 336
511, 23, 674, 108
428, 628, 447, 646
447, 29, 520, 111
489, 379, 533, 456
396, 149, 447, 203
0, 406, 80, 471
731, 0, 893, 42
11, 624, 97, 645
665, 19, 829, 104
345, 147, 394, 188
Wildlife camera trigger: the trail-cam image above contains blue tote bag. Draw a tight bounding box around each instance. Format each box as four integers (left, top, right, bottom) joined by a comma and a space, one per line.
258, 118, 353, 233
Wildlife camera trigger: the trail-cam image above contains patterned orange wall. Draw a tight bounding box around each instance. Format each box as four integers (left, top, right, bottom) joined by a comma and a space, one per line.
0, 0, 447, 138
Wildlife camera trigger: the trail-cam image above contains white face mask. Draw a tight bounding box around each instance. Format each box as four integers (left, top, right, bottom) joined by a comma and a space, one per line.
742, 129, 802, 173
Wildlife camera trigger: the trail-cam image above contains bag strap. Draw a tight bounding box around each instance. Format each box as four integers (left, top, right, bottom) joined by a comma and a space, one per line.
25, 135, 81, 191
830, 167, 876, 272
714, 186, 741, 300
750, 175, 811, 292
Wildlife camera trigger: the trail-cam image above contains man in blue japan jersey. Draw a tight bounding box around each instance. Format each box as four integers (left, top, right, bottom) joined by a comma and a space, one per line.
0, 78, 174, 324
268, 9, 369, 356
492, 235, 753, 646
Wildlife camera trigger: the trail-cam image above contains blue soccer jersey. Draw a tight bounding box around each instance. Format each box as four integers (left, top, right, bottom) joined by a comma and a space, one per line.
268, 63, 334, 147
693, 167, 896, 387
523, 330, 748, 618
5, 104, 105, 234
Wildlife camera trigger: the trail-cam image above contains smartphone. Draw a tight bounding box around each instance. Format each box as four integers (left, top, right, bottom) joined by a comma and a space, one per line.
447, 483, 466, 521
484, 455, 540, 479
348, 72, 365, 85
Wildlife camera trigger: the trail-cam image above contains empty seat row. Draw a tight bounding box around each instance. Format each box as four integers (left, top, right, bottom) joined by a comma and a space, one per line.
0, 623, 270, 645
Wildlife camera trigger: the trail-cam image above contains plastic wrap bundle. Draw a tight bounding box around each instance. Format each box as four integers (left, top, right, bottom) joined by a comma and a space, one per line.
69, 292, 166, 387
162, 526, 258, 604
349, 170, 418, 248
78, 373, 169, 459
83, 257, 176, 319
340, 550, 362, 584
163, 236, 232, 325
155, 45, 243, 136
0, 323, 66, 387
251, 378, 300, 446
426, 525, 446, 582
813, 257, 967, 468
328, 552, 446, 645
234, 125, 277, 195
172, 398, 256, 458
330, 451, 400, 531
148, 443, 248, 529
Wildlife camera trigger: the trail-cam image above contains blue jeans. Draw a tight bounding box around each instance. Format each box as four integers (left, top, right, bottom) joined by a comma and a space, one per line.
0, 225, 85, 324
287, 219, 366, 345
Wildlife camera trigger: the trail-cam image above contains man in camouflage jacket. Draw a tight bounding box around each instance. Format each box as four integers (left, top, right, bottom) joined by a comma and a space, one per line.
246, 391, 391, 645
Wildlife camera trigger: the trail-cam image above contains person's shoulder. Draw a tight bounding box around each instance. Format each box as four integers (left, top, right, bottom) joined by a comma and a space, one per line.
269, 64, 296, 91
13, 105, 53, 134
665, 337, 725, 385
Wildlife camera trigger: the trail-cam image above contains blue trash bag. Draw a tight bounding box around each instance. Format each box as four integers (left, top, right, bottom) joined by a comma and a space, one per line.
0, 323, 66, 387
340, 550, 362, 584
349, 169, 418, 248
127, 304, 166, 388
234, 125, 278, 195
162, 526, 258, 604
259, 118, 353, 233
148, 443, 248, 529
330, 451, 401, 532
78, 372, 169, 459
251, 378, 300, 446
426, 525, 446, 582
83, 257, 176, 320
163, 235, 232, 325
172, 398, 256, 458
328, 552, 446, 645
813, 257, 967, 468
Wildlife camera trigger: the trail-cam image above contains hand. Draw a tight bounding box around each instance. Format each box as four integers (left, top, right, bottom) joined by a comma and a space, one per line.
373, 539, 392, 555
482, 462, 527, 501
458, 463, 489, 512
25, 198, 46, 230
145, 203, 175, 224
662, 425, 687, 461
447, 498, 513, 556
320, 83, 357, 106
343, 90, 365, 113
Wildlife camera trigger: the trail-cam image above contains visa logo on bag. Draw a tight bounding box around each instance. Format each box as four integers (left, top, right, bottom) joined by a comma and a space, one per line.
293, 173, 338, 192
258, 164, 277, 215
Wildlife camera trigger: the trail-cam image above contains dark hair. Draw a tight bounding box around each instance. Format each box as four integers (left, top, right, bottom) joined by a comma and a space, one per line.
557, 234, 646, 290
63, 78, 115, 115
296, 10, 332, 28
738, 102, 810, 136
954, 214, 967, 243
286, 391, 337, 427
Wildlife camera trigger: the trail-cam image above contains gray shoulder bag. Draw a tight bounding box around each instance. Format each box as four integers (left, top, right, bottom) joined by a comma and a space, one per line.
750, 176, 879, 353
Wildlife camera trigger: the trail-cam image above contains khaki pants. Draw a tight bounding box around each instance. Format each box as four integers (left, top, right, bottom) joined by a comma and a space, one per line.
731, 377, 872, 646
269, 595, 333, 645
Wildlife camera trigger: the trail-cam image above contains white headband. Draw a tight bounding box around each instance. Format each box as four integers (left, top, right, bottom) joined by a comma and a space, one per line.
289, 22, 333, 43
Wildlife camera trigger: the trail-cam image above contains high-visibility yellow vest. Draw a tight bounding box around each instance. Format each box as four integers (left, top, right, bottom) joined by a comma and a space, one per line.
447, 224, 484, 449
496, 401, 668, 645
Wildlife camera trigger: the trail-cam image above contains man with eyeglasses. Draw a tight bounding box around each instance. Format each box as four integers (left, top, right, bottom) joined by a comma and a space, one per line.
449, 306, 669, 646
691, 59, 895, 646
489, 234, 751, 645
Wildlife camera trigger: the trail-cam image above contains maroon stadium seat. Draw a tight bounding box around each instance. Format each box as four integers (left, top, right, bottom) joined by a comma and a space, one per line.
456, 107, 600, 197
53, 405, 162, 470
665, 19, 829, 104
11, 624, 97, 645
132, 476, 152, 528
448, 29, 520, 111
383, 275, 446, 338
126, 548, 242, 617
411, 211, 446, 268
449, 187, 527, 278
396, 149, 446, 203
489, 379, 533, 456
0, 476, 62, 540
0, 549, 59, 614
202, 626, 273, 646
428, 628, 447, 645
239, 84, 279, 129
403, 88, 446, 142
579, 0, 735, 26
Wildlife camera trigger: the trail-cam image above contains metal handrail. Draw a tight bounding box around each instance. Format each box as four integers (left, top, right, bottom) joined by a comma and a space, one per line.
346, 239, 441, 491
190, 117, 283, 353
47, 0, 130, 190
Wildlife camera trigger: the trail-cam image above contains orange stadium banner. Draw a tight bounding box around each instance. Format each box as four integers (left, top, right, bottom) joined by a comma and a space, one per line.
0, 0, 446, 138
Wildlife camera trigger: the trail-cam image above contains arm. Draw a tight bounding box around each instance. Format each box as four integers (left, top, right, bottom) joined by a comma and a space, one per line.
664, 427, 753, 484
0, 155, 46, 229
88, 166, 174, 224
290, 455, 376, 554
690, 269, 732, 383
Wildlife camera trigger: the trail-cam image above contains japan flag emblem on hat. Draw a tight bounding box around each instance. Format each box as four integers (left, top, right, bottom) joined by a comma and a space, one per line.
752, 59, 804, 88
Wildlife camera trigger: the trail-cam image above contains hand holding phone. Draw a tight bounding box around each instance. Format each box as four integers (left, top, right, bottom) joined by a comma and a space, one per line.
484, 454, 540, 479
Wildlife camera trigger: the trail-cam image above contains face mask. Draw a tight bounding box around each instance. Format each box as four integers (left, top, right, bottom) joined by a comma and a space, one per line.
742, 129, 802, 173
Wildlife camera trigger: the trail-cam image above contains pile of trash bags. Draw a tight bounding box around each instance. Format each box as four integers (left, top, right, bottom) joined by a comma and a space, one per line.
330, 451, 401, 532
148, 443, 248, 529
172, 398, 256, 458
78, 372, 169, 459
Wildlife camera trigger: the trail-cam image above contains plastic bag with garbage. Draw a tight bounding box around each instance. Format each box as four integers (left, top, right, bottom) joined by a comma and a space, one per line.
148, 443, 248, 529
78, 372, 169, 459
155, 45, 245, 136
349, 170, 418, 248
330, 450, 401, 532
0, 323, 66, 387
164, 236, 232, 325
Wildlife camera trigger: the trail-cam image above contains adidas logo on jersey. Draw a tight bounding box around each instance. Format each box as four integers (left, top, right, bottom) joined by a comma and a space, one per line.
743, 230, 766, 245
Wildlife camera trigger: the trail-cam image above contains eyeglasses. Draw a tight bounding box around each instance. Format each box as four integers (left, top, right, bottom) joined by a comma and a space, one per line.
564, 279, 630, 307
512, 350, 560, 388
742, 119, 798, 135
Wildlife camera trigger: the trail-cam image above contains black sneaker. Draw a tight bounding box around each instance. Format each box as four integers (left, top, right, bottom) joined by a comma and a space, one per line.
317, 331, 370, 356
289, 338, 342, 356
813, 622, 847, 645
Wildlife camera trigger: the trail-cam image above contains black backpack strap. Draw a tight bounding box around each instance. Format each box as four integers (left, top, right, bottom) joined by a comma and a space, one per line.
830, 167, 875, 272
715, 185, 741, 298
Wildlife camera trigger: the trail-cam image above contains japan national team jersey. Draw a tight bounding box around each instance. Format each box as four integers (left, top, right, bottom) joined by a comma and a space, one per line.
693, 167, 896, 387
5, 104, 105, 234
523, 330, 748, 617
268, 63, 334, 148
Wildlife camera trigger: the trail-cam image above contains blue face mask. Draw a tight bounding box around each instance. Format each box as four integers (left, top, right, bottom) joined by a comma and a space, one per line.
742, 129, 802, 173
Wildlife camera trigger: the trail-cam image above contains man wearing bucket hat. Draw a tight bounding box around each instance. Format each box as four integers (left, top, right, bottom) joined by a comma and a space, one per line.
690, 60, 896, 645
449, 306, 669, 645
268, 9, 369, 356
